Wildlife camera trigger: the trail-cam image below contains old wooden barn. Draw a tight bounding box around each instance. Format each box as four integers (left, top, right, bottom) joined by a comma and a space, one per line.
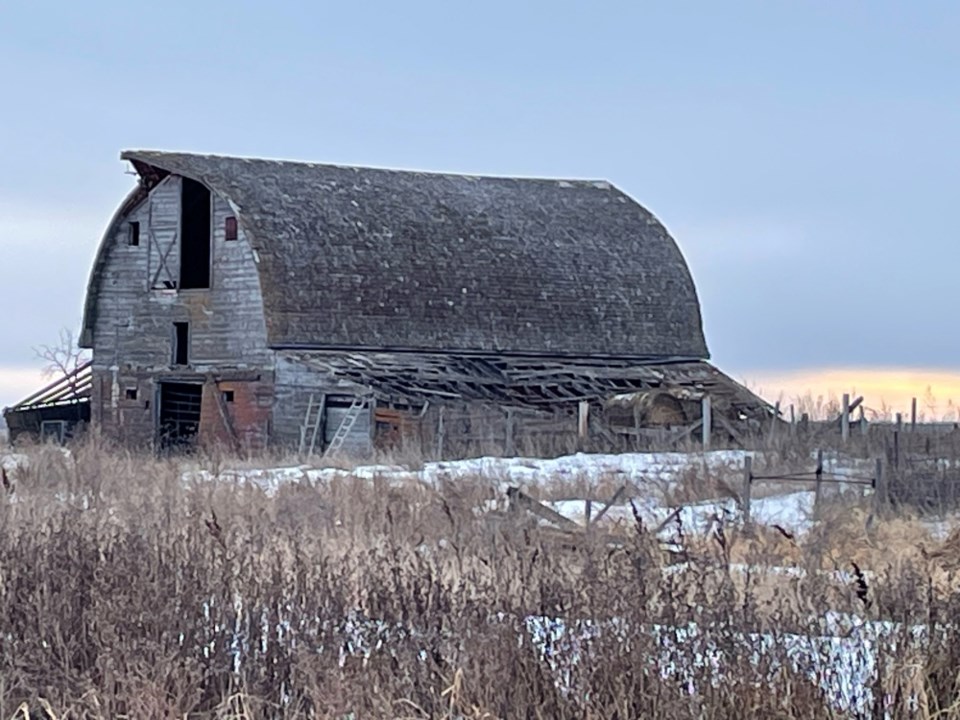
10, 150, 770, 455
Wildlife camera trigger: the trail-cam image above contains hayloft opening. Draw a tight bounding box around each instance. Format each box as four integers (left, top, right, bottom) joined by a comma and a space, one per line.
173, 322, 189, 366
179, 178, 211, 289
128, 221, 140, 246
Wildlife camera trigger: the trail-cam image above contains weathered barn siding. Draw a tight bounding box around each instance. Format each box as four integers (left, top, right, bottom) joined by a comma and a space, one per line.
86, 176, 273, 448
272, 355, 373, 455
89, 178, 270, 368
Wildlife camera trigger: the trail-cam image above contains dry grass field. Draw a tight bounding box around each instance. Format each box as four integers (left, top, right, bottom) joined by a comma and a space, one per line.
0, 437, 960, 719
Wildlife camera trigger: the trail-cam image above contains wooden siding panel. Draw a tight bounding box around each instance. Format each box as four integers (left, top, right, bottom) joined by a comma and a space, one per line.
272, 355, 372, 456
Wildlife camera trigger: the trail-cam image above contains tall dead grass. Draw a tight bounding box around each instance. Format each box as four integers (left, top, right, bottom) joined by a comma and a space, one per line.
0, 439, 959, 718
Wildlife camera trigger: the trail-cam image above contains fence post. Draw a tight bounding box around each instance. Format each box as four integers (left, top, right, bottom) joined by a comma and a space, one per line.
701, 395, 712, 451
911, 397, 917, 432
874, 457, 885, 510
743, 456, 753, 526
768, 400, 780, 445
841, 394, 850, 443
437, 406, 446, 459
578, 401, 589, 450
814, 449, 824, 520
790, 404, 796, 436
505, 407, 515, 457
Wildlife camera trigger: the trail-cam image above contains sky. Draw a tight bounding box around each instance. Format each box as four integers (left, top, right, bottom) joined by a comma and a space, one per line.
0, 1, 958, 415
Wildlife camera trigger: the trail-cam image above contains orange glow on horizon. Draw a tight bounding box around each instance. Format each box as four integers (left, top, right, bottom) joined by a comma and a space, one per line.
741, 367, 960, 421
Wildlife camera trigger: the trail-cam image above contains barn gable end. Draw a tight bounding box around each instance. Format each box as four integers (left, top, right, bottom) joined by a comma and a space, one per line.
79, 170, 273, 449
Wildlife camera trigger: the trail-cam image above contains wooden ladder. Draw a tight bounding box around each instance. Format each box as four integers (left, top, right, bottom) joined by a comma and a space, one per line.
322, 397, 367, 458
299, 393, 326, 456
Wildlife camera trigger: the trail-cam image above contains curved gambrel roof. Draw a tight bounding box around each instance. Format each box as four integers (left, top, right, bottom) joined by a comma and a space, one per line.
83, 150, 708, 359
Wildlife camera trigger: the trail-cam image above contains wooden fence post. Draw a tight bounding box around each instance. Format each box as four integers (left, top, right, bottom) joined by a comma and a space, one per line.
505, 407, 515, 457
743, 456, 753, 526
911, 397, 917, 432
874, 457, 885, 510
437, 406, 446, 459
701, 395, 712, 451
859, 406, 867, 436
578, 401, 589, 450
768, 400, 780, 445
790, 404, 796, 436
841, 393, 850, 443
814, 448, 824, 520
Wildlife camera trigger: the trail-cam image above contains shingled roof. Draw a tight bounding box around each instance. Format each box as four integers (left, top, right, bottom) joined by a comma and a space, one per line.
117, 150, 708, 360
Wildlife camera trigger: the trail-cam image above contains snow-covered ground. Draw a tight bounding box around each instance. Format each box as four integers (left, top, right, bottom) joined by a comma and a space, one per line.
524, 611, 927, 716
177, 449, 880, 538
181, 448, 759, 493
549, 489, 817, 536
4, 446, 956, 540
249, 605, 922, 717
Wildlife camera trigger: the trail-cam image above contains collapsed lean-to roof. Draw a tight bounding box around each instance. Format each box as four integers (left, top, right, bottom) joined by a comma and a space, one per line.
96, 150, 708, 360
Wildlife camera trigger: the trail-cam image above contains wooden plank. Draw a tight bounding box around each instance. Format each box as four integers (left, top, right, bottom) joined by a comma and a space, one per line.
668, 418, 703, 446
841, 393, 850, 443
814, 449, 824, 520
506, 487, 582, 532
578, 401, 589, 440
743, 456, 753, 525
714, 412, 748, 447
588, 484, 628, 526
701, 395, 712, 450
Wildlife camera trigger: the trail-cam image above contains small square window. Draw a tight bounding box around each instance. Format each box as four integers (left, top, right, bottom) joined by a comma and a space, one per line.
224, 216, 238, 241
128, 221, 140, 246
222, 390, 235, 403
125, 388, 138, 400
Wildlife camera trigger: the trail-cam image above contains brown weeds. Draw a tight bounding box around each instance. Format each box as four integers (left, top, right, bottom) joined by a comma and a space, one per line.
0, 440, 957, 719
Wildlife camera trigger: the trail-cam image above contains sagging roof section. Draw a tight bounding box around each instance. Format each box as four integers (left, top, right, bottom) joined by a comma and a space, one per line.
8, 361, 92, 410
284, 351, 767, 415
112, 150, 708, 360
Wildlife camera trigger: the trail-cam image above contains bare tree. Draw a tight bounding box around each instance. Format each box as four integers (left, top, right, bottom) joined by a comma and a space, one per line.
33, 328, 90, 410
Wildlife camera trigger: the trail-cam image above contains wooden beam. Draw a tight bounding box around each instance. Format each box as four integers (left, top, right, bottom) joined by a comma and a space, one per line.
841, 393, 850, 443
506, 487, 582, 532
701, 395, 712, 450
578, 401, 589, 440
588, 484, 628, 526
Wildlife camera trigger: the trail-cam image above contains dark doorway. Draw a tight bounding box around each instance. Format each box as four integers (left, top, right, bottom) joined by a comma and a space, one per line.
158, 382, 202, 452
180, 178, 211, 289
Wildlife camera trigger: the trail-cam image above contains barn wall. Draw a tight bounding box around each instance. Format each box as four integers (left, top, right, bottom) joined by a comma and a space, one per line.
272, 355, 373, 457
90, 176, 271, 369
87, 175, 274, 450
